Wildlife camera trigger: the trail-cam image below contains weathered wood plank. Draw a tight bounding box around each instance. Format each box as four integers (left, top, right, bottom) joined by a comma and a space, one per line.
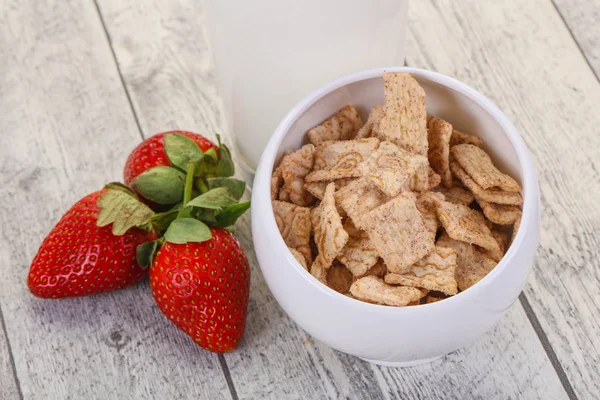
367, 302, 564, 399
94, 0, 228, 144
0, 308, 21, 400
553, 0, 600, 78
97, 0, 567, 399
407, 0, 600, 398
0, 1, 230, 399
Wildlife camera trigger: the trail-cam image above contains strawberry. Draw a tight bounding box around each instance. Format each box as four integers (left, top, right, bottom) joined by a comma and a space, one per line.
28, 190, 157, 298
140, 145, 251, 353
150, 228, 250, 352
123, 131, 230, 209
27, 127, 251, 354
123, 131, 217, 186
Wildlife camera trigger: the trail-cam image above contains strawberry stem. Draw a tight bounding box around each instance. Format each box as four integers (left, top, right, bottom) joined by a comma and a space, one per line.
197, 179, 209, 194
183, 161, 195, 205
177, 161, 196, 218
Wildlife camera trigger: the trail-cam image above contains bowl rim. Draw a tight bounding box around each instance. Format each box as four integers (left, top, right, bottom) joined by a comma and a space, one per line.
254, 66, 539, 312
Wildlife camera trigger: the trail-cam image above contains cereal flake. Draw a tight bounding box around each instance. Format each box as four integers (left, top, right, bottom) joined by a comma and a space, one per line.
308, 105, 364, 145
361, 192, 435, 273
350, 276, 423, 306
378, 73, 428, 155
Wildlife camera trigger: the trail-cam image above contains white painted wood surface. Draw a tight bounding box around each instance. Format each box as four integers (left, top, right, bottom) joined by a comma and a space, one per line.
407, 1, 600, 399
0, 313, 20, 400
553, 0, 600, 77
0, 0, 598, 399
0, 1, 229, 399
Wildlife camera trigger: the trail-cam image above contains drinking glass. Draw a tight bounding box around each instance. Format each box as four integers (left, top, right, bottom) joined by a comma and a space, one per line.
205, 0, 409, 180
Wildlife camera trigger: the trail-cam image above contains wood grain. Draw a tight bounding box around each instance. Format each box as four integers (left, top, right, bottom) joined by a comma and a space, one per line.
0, 308, 21, 400
371, 302, 565, 399
97, 0, 567, 399
2, 0, 595, 398
0, 0, 229, 398
94, 0, 228, 146
407, 0, 600, 398
553, 0, 600, 78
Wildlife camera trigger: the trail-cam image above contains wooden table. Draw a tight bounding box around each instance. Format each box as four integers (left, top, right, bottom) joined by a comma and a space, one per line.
1, 1, 598, 399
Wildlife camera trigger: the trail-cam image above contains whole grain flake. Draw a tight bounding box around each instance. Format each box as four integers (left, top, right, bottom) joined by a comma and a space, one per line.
272, 72, 523, 306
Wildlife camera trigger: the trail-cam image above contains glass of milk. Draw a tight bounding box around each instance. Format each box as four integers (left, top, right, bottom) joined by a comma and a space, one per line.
205, 0, 409, 178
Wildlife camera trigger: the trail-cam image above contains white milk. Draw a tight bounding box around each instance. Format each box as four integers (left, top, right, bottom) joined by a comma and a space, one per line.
205, 0, 408, 172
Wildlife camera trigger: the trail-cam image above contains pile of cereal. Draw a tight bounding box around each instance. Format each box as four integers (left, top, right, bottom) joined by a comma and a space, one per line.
271, 73, 522, 306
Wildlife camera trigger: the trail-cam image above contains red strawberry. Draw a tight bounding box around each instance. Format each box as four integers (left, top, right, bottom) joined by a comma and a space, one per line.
150, 228, 250, 353
28, 190, 157, 298
123, 131, 217, 186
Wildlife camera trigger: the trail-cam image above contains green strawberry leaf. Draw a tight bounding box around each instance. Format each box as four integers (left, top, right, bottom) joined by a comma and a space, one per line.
136, 240, 160, 269
214, 201, 251, 228
195, 154, 218, 177
164, 218, 212, 244
178, 206, 194, 219
194, 208, 218, 224
131, 166, 186, 204
150, 208, 179, 234
207, 177, 246, 200
204, 147, 218, 162
164, 133, 204, 172
186, 187, 237, 210
96, 189, 154, 235
104, 182, 137, 198
215, 134, 235, 177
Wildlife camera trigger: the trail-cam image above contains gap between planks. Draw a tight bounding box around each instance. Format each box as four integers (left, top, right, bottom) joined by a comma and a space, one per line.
92, 0, 145, 142
219, 353, 240, 400
91, 2, 239, 400
550, 0, 600, 84
519, 294, 578, 400
0, 304, 23, 400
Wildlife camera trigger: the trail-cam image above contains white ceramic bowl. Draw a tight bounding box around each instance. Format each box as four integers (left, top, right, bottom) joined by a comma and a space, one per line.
251, 67, 540, 367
